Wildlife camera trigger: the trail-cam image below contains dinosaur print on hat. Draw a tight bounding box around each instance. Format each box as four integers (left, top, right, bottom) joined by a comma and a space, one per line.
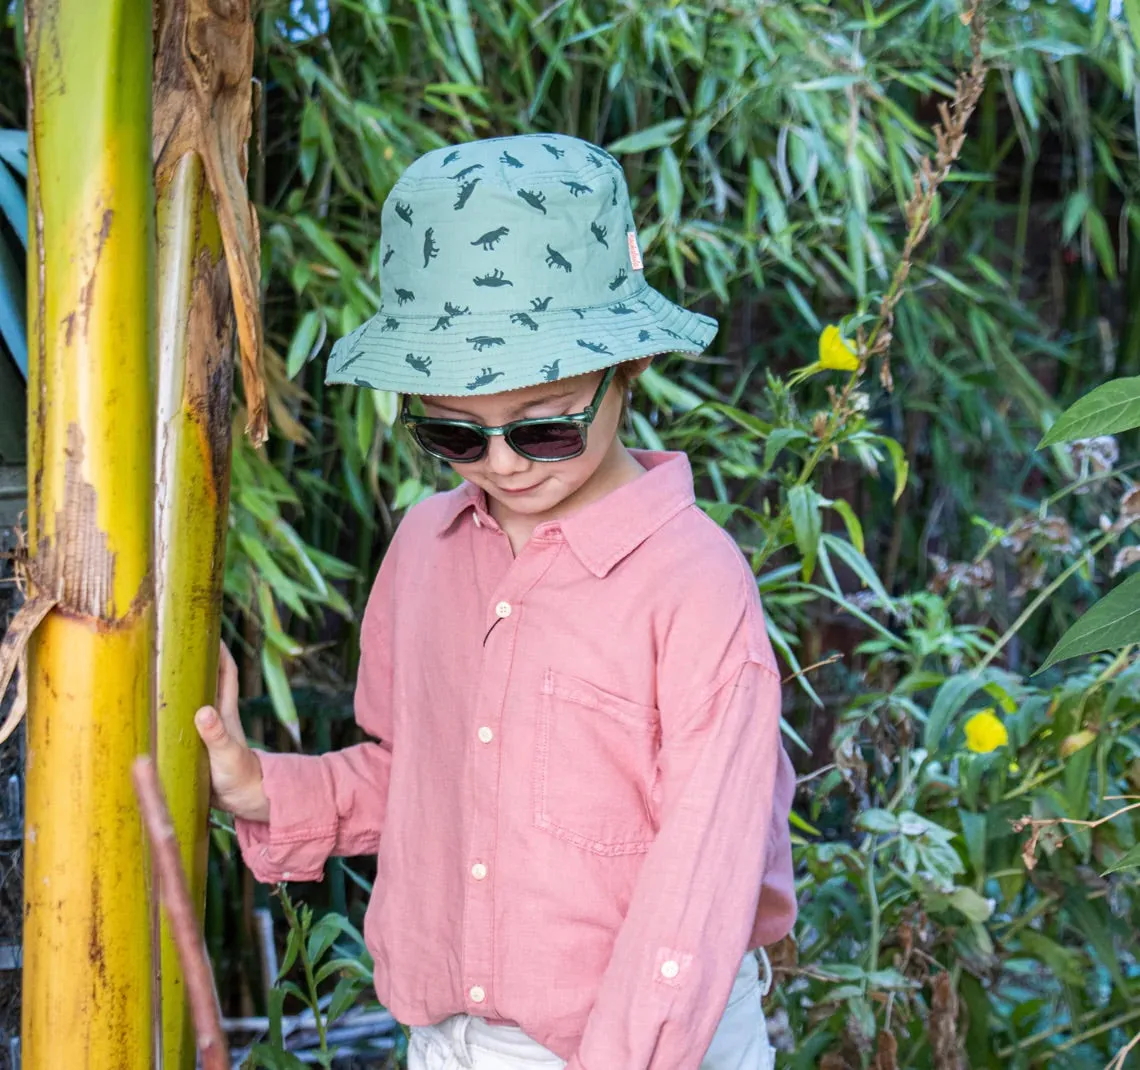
326, 132, 719, 396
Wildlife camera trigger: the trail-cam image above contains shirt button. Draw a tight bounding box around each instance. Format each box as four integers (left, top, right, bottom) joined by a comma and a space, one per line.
473, 513, 482, 528
477, 726, 493, 744
470, 985, 486, 1003
660, 960, 680, 979
471, 862, 488, 881
495, 600, 512, 618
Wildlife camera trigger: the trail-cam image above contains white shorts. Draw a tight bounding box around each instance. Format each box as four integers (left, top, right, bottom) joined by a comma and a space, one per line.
407, 949, 776, 1070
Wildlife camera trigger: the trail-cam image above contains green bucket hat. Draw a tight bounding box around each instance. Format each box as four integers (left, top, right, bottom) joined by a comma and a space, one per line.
326, 132, 718, 396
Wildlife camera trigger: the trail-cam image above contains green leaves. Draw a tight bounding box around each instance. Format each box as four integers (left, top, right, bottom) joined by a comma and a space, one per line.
286, 310, 325, 380
607, 120, 686, 154
1103, 842, 1140, 874
1032, 375, 1140, 672
1038, 571, 1140, 672
924, 673, 992, 752
788, 485, 822, 580
1038, 377, 1140, 446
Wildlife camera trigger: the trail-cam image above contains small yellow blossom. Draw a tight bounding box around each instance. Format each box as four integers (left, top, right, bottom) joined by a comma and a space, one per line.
964, 709, 1009, 754
818, 325, 860, 371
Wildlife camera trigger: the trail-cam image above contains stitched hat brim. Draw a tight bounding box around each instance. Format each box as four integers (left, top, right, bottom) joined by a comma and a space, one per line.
326, 283, 717, 395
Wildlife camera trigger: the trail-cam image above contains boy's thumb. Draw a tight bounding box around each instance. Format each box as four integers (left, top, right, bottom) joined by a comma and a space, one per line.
195, 706, 230, 749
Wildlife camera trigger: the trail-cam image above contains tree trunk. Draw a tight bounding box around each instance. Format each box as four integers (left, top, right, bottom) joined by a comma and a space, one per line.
22, 0, 156, 1065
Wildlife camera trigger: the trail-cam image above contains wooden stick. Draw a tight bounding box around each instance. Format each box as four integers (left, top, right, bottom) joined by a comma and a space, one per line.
132, 756, 230, 1070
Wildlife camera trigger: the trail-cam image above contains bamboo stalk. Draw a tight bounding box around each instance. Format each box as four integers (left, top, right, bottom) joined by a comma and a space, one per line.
153, 147, 233, 1070
21, 0, 156, 1064
152, 2, 258, 1065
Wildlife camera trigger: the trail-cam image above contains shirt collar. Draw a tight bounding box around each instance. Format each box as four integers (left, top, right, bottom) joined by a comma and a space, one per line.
435, 450, 696, 577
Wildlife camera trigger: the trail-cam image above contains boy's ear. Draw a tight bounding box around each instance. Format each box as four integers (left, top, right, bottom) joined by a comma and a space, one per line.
625, 356, 654, 380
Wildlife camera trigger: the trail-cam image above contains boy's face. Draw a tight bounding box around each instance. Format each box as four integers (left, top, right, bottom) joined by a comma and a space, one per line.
417, 366, 630, 519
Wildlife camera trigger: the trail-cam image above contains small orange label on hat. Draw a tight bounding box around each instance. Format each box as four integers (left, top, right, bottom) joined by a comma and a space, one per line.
627, 230, 643, 270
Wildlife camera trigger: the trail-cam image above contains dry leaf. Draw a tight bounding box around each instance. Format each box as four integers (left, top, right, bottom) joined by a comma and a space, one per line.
153, 0, 267, 444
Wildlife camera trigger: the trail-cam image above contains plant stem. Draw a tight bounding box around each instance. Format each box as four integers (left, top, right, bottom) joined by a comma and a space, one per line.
278, 889, 329, 1053
867, 847, 881, 974
975, 528, 1119, 673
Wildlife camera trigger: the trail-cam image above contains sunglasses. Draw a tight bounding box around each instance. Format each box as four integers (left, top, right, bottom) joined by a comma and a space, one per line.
402, 367, 617, 464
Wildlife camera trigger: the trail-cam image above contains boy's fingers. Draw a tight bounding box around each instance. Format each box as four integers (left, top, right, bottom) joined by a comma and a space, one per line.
195, 705, 235, 751
217, 642, 238, 707
215, 642, 243, 739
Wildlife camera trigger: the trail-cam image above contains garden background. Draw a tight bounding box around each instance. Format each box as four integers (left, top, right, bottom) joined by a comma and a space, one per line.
1, 0, 1140, 1067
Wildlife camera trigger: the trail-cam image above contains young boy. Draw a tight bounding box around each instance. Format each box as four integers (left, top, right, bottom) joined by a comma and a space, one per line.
196, 133, 796, 1069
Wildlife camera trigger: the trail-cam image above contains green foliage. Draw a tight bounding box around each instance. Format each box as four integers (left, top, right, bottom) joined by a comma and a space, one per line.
245, 887, 380, 1069
219, 0, 1140, 1066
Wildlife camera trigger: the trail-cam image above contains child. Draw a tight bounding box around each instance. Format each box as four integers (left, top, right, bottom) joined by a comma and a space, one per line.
196, 133, 796, 1070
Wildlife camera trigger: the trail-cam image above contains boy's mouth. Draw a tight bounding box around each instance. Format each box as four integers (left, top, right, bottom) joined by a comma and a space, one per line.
496, 480, 544, 496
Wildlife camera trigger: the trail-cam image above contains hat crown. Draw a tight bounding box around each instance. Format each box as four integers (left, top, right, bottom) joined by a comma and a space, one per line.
378, 133, 643, 319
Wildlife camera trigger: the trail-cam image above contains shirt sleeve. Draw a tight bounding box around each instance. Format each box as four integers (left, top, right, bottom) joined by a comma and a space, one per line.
235, 555, 396, 885
564, 658, 784, 1070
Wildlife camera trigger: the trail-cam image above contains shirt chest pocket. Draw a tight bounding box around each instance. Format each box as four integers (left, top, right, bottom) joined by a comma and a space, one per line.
533, 669, 659, 856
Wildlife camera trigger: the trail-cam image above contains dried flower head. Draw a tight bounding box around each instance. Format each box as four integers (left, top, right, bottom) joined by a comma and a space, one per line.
929, 973, 965, 1070
1112, 546, 1140, 576
1068, 435, 1119, 475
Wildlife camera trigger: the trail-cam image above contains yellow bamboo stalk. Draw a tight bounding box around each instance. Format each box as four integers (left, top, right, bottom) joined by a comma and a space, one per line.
22, 0, 155, 1065
152, 3, 260, 1065
153, 151, 232, 1070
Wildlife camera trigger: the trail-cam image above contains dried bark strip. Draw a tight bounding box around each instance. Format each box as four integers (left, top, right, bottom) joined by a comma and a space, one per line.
133, 756, 230, 1070
153, 0, 266, 444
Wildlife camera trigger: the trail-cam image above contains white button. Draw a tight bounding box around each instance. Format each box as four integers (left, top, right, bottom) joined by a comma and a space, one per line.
495, 600, 512, 618
478, 726, 493, 744
471, 862, 488, 880
473, 513, 482, 528
470, 985, 486, 1003
660, 960, 679, 979
282, 871, 292, 879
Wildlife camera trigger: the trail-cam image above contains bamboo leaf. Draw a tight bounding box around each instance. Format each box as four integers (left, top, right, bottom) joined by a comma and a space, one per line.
1124, 0, 1140, 53
607, 120, 686, 154
657, 146, 682, 225
751, 157, 788, 242
1085, 206, 1117, 281
261, 644, 301, 744
286, 309, 323, 379
446, 0, 483, 83
880, 436, 909, 503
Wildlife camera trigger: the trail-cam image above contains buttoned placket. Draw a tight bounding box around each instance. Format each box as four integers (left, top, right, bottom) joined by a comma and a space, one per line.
459, 514, 564, 1018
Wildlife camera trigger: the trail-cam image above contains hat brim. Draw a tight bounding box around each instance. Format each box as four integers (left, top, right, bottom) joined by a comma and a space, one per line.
326, 283, 717, 395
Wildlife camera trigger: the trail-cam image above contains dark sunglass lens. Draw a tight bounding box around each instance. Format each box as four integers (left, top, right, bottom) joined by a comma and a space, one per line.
415, 423, 486, 462
508, 421, 585, 460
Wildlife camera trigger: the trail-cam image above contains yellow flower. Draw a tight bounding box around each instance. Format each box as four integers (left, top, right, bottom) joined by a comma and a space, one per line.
964, 709, 1009, 754
818, 325, 859, 371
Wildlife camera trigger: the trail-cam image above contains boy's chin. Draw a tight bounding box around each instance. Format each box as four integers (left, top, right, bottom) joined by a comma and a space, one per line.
485, 477, 572, 515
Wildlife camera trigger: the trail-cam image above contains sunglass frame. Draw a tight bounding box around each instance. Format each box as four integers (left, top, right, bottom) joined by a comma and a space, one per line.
401, 366, 617, 464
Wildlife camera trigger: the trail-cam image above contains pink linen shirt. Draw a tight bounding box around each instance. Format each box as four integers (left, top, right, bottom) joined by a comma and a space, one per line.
236, 449, 796, 1069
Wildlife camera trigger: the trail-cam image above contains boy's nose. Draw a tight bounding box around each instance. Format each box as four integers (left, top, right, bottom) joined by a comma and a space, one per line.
484, 433, 531, 478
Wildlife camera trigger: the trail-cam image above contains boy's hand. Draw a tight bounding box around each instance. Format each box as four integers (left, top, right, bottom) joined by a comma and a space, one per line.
195, 643, 270, 823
